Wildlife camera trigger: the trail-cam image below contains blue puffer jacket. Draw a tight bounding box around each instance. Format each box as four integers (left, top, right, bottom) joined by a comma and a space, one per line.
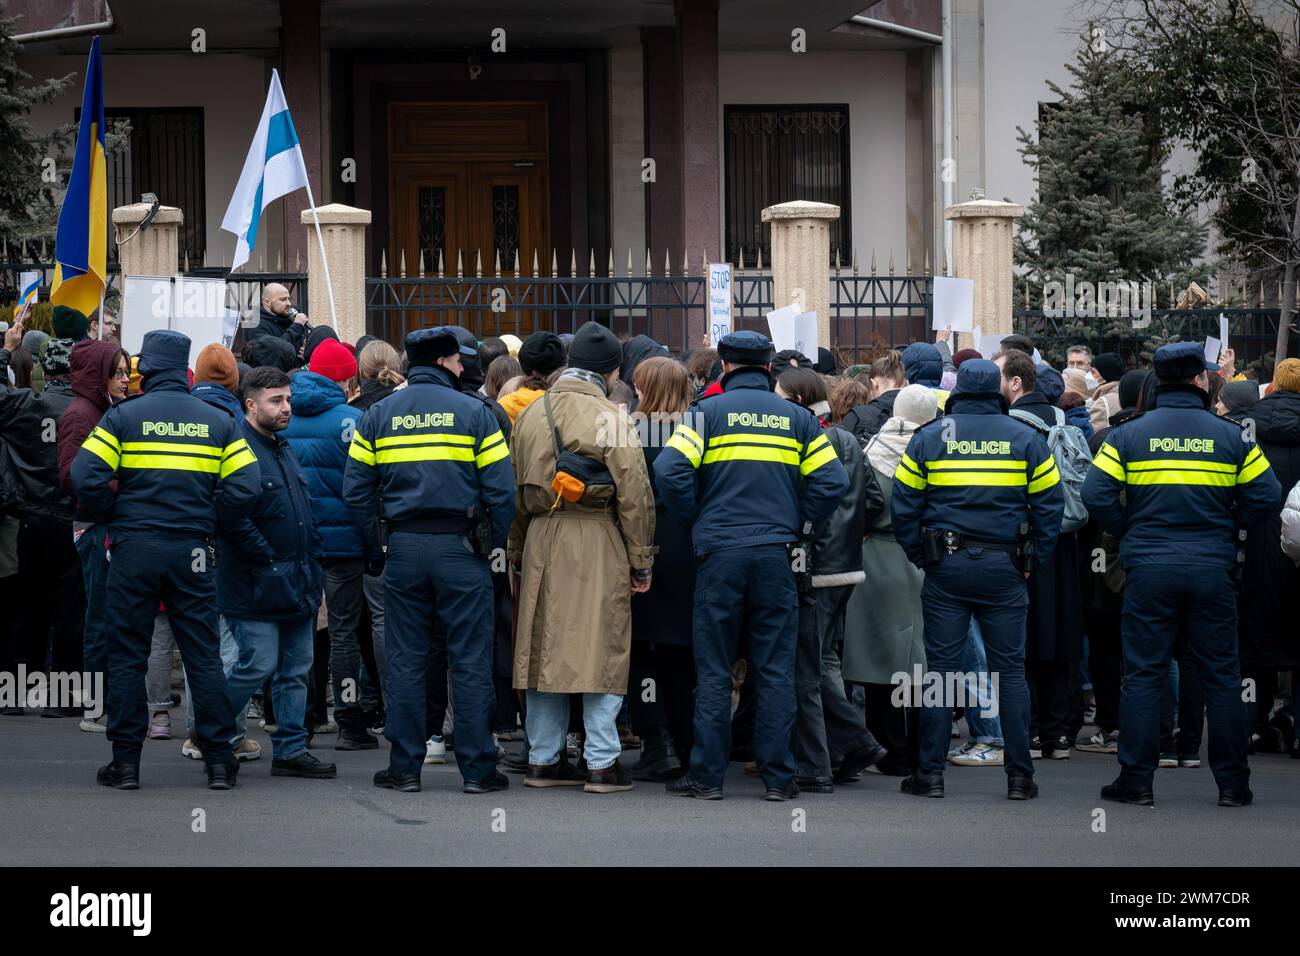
902, 342, 943, 388
282, 371, 364, 558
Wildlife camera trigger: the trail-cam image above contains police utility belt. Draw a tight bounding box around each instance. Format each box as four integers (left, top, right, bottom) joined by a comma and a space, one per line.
921, 527, 1027, 572
386, 509, 493, 557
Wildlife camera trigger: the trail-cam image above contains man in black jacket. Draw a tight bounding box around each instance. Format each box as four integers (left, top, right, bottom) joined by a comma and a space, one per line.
244, 282, 310, 357
0, 322, 84, 715
220, 366, 335, 779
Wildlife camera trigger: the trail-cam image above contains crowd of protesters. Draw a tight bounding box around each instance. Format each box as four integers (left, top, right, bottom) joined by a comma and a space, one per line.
2, 282, 1300, 801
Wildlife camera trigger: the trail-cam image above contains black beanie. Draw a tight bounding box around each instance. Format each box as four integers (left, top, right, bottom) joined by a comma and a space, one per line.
567, 321, 621, 374
303, 325, 340, 364
1093, 352, 1125, 383
519, 331, 566, 375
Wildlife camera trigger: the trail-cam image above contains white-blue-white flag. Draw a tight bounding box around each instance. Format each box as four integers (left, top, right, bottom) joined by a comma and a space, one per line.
221, 69, 308, 270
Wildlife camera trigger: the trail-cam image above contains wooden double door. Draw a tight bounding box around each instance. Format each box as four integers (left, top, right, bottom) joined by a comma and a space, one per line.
390, 103, 550, 276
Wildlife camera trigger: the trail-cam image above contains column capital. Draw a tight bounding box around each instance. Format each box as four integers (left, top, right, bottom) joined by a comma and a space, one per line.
944, 199, 1024, 221
112, 203, 183, 227
300, 203, 372, 226
762, 200, 841, 223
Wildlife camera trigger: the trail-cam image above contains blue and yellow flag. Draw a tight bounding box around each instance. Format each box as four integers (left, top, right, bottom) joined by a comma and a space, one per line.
51, 36, 107, 318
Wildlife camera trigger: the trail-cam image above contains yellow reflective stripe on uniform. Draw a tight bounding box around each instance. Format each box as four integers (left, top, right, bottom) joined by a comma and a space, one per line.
477, 429, 505, 452
1238, 446, 1270, 484
666, 430, 703, 467
1092, 442, 1125, 481
1027, 459, 1060, 494
348, 434, 376, 466
928, 459, 1027, 471
1127, 470, 1235, 487
674, 424, 705, 454
90, 426, 120, 452
121, 454, 220, 474
375, 446, 475, 465
219, 446, 257, 479
701, 446, 800, 466
708, 432, 800, 450
803, 433, 829, 455
928, 472, 1028, 487
121, 441, 222, 457
82, 432, 120, 469
374, 433, 475, 448
800, 444, 838, 476
475, 441, 510, 468
894, 459, 927, 490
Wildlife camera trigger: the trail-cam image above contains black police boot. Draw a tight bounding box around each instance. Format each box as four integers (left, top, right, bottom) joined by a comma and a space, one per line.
335, 718, 379, 751
463, 771, 510, 794
1218, 787, 1253, 807
764, 780, 800, 801
206, 762, 238, 790
272, 751, 338, 778
629, 726, 684, 781
834, 736, 889, 783
1007, 772, 1039, 800
374, 767, 421, 792
96, 761, 140, 790
900, 771, 945, 798
666, 776, 723, 800
1100, 778, 1154, 806
795, 775, 834, 794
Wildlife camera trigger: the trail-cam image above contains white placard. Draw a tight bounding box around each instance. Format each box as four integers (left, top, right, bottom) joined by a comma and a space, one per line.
1219, 313, 1230, 352
766, 303, 801, 352
978, 332, 1006, 359
931, 275, 975, 332
18, 271, 40, 307
793, 311, 819, 357
971, 325, 983, 356
122, 275, 231, 369
1204, 336, 1221, 367
707, 263, 732, 347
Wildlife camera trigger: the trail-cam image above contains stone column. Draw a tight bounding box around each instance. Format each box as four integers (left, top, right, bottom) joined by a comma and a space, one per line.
301, 203, 371, 344
762, 200, 839, 348
944, 198, 1023, 344
112, 203, 182, 277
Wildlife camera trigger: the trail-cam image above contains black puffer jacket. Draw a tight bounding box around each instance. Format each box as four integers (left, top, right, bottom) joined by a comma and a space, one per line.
0, 348, 76, 524
841, 389, 899, 443
1242, 389, 1300, 668
244, 306, 308, 356
810, 416, 883, 586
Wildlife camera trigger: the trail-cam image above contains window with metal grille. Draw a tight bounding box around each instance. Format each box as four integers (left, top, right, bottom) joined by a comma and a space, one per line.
103, 108, 207, 268
723, 105, 851, 267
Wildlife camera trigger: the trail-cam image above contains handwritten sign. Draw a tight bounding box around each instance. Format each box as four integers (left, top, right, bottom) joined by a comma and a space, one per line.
707, 263, 732, 347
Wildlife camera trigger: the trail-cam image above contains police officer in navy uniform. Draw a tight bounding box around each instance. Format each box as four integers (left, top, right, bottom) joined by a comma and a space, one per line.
343, 326, 514, 794
891, 359, 1064, 800
655, 331, 849, 800
71, 330, 261, 790
1082, 341, 1280, 807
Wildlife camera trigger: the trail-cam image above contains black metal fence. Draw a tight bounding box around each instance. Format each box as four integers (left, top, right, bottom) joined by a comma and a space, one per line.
1014, 307, 1284, 380
366, 255, 934, 361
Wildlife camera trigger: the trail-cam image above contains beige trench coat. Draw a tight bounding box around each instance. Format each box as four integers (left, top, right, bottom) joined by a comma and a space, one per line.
508, 376, 656, 694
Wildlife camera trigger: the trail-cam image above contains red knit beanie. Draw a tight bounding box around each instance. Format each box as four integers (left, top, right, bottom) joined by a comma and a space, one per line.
308, 337, 358, 382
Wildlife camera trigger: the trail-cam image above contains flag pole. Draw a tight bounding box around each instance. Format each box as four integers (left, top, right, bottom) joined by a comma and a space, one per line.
97, 286, 105, 340
297, 153, 338, 329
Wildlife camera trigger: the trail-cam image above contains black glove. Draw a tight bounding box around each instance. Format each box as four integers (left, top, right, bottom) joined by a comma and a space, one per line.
364, 549, 386, 577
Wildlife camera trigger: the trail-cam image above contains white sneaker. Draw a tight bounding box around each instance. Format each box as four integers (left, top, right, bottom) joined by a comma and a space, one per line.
233, 739, 262, 761
78, 714, 107, 733
424, 734, 447, 765
949, 742, 1005, 767
312, 718, 338, 735
181, 738, 203, 760
947, 740, 975, 759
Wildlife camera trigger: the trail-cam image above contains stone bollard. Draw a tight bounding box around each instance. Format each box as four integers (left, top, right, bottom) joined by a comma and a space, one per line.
944, 199, 1024, 346
762, 200, 839, 350
300, 203, 371, 344
112, 203, 183, 278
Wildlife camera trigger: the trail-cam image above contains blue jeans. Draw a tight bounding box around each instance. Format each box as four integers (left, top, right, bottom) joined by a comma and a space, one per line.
224, 616, 315, 760
961, 620, 1004, 747
185, 616, 247, 740
75, 524, 109, 713
526, 690, 624, 770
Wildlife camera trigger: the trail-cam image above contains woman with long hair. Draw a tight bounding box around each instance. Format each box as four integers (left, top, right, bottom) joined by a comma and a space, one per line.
350, 340, 406, 411
626, 356, 697, 779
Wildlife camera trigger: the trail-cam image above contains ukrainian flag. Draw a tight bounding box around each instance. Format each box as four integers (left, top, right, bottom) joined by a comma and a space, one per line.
51, 36, 107, 318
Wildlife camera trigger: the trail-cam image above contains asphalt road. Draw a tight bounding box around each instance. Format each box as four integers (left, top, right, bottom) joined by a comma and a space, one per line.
2, 711, 1298, 866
